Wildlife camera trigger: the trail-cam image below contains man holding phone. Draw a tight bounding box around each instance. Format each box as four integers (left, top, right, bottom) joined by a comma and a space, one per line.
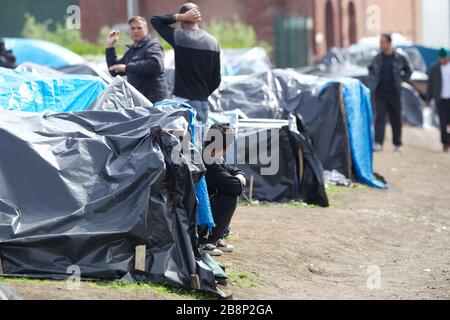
106, 16, 168, 104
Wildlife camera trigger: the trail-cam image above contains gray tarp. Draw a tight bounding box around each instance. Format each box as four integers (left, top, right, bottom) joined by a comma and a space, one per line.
0, 78, 216, 292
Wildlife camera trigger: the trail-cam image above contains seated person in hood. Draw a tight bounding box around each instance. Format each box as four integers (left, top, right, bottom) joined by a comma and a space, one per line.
106, 16, 168, 104
199, 123, 246, 256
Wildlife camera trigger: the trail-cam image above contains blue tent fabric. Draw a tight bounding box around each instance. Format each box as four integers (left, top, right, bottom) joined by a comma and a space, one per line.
323, 78, 388, 189
154, 100, 215, 230
0, 67, 106, 113
406, 45, 449, 72
4, 38, 85, 69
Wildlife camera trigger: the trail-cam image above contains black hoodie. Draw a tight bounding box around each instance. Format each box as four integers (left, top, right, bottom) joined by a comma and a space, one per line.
106, 36, 168, 103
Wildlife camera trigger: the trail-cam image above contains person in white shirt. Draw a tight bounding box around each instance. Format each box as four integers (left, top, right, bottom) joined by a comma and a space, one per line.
427, 48, 450, 152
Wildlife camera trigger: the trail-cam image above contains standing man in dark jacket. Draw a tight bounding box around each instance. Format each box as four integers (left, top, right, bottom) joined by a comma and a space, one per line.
0, 38, 17, 69
199, 124, 246, 256
427, 48, 450, 152
106, 16, 168, 104
368, 34, 413, 153
151, 3, 221, 122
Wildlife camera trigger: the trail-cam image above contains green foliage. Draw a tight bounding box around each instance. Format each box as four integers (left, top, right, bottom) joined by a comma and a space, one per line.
0, 277, 218, 300
226, 267, 261, 288
21, 13, 123, 56
203, 16, 272, 53
21, 13, 271, 57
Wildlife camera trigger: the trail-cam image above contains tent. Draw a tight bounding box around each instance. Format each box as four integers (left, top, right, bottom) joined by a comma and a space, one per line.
0, 78, 217, 292
57, 63, 113, 84
0, 67, 106, 113
3, 38, 85, 69
233, 119, 329, 206
209, 69, 387, 191
299, 46, 428, 128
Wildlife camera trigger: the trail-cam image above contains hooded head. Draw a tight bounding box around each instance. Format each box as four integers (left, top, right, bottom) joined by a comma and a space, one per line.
439, 48, 449, 65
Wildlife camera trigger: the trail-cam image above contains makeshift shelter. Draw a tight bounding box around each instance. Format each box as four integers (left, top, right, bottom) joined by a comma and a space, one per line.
164, 47, 272, 95
209, 69, 387, 192
57, 63, 113, 84
232, 118, 329, 206
3, 38, 85, 69
0, 78, 217, 292
300, 45, 428, 127
0, 67, 106, 113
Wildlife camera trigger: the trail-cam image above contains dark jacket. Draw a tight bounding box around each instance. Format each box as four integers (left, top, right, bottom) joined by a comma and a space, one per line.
0, 50, 17, 69
106, 36, 168, 103
151, 14, 221, 101
368, 50, 413, 94
205, 159, 245, 197
427, 62, 445, 103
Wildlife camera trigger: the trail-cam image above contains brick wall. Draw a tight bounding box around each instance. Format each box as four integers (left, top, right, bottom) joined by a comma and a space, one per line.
79, 0, 128, 42
312, 0, 422, 58
79, 0, 421, 61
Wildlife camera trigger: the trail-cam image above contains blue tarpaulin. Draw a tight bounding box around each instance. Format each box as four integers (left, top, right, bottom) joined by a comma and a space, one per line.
154, 100, 215, 230
323, 78, 388, 189
0, 67, 106, 113
405, 45, 449, 72
4, 38, 85, 69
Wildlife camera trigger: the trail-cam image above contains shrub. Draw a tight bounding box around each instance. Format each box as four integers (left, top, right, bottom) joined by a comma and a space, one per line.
21, 13, 271, 56
203, 16, 272, 53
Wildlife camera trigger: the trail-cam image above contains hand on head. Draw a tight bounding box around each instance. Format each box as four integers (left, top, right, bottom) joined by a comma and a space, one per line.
183, 8, 202, 23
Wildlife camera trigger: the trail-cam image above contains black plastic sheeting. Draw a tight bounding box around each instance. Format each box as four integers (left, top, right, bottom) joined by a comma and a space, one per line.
0, 78, 216, 292
210, 70, 352, 180
235, 125, 329, 207
210, 70, 328, 120
57, 63, 113, 84
299, 47, 427, 127
294, 83, 353, 179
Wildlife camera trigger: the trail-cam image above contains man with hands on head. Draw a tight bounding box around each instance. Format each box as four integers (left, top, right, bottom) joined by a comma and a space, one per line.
106, 16, 168, 104
151, 3, 221, 122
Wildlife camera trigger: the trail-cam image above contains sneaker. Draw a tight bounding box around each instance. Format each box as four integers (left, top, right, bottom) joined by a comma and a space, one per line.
373, 143, 383, 152
216, 239, 234, 253
394, 146, 403, 153
199, 243, 223, 256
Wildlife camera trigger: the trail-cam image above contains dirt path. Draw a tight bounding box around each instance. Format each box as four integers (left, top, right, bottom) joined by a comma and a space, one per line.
1, 126, 449, 300
221, 126, 450, 299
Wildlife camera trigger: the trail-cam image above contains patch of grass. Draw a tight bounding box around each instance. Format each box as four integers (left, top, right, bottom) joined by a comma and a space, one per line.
238, 184, 367, 210
0, 276, 62, 286
325, 183, 367, 208
325, 185, 348, 195
226, 268, 261, 288
94, 281, 218, 300
90, 281, 218, 300
0, 277, 218, 300
224, 233, 238, 242
238, 199, 322, 209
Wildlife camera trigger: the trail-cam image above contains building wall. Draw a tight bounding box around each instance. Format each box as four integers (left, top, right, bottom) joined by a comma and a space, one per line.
80, 0, 244, 42
421, 0, 450, 48
312, 0, 422, 58
79, 0, 128, 43
79, 0, 422, 62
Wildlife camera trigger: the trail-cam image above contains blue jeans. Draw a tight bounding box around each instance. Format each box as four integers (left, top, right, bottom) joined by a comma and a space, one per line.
187, 100, 209, 123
